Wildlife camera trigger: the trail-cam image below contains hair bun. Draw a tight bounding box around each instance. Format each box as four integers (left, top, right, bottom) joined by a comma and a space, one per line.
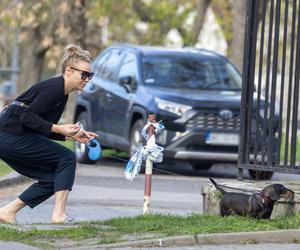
60, 44, 91, 74
65, 44, 81, 55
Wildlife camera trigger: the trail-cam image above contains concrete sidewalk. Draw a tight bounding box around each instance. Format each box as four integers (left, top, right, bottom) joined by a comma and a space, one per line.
0, 166, 202, 224
0, 171, 26, 188
93, 229, 300, 249
1, 226, 300, 250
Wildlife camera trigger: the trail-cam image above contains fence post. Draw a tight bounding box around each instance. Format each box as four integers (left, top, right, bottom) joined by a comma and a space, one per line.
143, 114, 156, 215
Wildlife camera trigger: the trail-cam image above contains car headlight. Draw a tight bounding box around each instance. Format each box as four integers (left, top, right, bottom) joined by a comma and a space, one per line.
154, 97, 192, 116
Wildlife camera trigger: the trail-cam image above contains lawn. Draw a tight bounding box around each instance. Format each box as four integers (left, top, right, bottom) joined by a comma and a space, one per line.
1, 213, 300, 249
0, 134, 299, 178
279, 135, 300, 163
57, 139, 129, 158
64, 136, 299, 163
0, 161, 12, 177
0, 139, 128, 178
0, 139, 75, 178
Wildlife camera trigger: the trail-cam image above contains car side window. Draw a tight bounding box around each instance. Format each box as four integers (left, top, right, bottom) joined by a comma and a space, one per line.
118, 53, 138, 82
101, 49, 124, 82
94, 51, 111, 77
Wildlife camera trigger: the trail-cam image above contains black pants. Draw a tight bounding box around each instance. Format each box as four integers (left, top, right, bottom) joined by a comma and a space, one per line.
0, 131, 76, 208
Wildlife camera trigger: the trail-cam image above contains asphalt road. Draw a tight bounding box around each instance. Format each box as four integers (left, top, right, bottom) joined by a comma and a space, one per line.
0, 157, 299, 225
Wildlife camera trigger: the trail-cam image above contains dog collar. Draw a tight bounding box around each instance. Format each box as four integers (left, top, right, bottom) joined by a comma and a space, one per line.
260, 192, 272, 204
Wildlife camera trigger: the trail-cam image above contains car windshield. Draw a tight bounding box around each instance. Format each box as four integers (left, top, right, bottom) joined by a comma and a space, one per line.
142, 55, 242, 90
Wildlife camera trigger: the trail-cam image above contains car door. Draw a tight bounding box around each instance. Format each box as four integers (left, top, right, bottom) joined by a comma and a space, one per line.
84, 51, 112, 137
104, 52, 139, 143
96, 49, 127, 146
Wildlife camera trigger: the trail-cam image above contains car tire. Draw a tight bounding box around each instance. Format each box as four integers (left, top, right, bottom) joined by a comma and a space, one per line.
248, 169, 273, 180
75, 111, 97, 164
129, 119, 145, 158
191, 161, 212, 171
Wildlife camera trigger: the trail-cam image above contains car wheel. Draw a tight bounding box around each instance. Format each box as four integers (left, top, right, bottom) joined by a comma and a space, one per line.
190, 161, 212, 171
248, 169, 273, 180
75, 112, 97, 164
129, 119, 145, 158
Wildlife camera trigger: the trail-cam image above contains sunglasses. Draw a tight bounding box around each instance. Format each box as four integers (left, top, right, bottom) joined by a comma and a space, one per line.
70, 66, 95, 80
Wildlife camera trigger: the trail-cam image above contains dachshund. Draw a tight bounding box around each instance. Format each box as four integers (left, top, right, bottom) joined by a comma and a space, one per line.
209, 177, 294, 219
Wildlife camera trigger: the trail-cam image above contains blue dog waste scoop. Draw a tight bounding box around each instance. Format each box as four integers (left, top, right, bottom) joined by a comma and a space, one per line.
87, 139, 102, 161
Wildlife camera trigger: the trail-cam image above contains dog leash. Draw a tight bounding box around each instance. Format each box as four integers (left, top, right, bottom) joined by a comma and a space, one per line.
78, 120, 181, 177
79, 122, 266, 182
105, 154, 184, 177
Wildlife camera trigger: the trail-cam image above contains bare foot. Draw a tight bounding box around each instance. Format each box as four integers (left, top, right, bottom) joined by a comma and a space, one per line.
51, 213, 67, 224
0, 209, 16, 223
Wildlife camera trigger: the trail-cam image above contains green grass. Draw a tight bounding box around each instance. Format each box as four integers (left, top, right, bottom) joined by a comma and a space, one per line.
2, 213, 300, 249
0, 140, 128, 178
0, 224, 113, 249
0, 133, 297, 178
56, 140, 129, 158
280, 135, 300, 162
0, 161, 12, 177
103, 213, 300, 235
0, 140, 75, 178
55, 139, 75, 151
59, 135, 298, 163
102, 149, 129, 158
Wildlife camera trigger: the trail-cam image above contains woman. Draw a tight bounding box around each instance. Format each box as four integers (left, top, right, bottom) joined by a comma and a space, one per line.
0, 44, 97, 223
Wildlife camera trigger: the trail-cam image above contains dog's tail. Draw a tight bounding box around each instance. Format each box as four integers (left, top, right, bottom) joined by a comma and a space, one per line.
209, 177, 227, 194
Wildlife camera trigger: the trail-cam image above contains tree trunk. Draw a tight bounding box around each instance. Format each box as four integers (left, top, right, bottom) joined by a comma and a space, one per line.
228, 0, 247, 72
17, 30, 47, 94
16, 0, 88, 123
190, 0, 211, 44
61, 0, 88, 123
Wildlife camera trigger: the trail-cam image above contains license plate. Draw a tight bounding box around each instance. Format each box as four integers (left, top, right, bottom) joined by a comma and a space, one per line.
205, 132, 239, 146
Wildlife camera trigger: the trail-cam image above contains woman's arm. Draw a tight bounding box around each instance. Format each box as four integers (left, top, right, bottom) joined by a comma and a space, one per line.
51, 123, 81, 137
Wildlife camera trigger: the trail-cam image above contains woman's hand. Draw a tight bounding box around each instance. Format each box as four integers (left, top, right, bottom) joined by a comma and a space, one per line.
71, 130, 99, 144
52, 124, 81, 137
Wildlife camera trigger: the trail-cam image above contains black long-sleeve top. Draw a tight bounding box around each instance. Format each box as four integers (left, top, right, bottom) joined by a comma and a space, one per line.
0, 76, 68, 141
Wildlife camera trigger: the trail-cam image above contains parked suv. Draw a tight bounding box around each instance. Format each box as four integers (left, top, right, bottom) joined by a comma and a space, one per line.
74, 44, 275, 179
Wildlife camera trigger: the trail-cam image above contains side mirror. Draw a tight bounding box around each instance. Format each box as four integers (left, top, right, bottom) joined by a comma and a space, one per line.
119, 76, 137, 92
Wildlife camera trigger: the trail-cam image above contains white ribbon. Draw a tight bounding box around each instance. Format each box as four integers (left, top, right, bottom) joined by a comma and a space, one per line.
124, 149, 144, 181
124, 120, 165, 181
142, 135, 164, 163
141, 121, 165, 140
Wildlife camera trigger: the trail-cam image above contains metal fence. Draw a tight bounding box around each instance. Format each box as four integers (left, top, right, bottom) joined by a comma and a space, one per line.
238, 0, 300, 180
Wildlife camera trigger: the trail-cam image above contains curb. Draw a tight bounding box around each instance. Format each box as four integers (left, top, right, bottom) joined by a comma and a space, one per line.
67, 229, 300, 249
0, 171, 27, 188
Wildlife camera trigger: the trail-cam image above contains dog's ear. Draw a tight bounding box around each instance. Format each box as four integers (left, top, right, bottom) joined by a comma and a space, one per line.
267, 190, 280, 201
265, 184, 284, 201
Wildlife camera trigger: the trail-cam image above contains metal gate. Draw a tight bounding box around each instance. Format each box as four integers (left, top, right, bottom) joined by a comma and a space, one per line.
238, 0, 300, 179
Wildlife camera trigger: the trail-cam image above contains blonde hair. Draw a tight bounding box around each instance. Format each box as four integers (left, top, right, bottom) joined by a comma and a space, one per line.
60, 44, 91, 74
